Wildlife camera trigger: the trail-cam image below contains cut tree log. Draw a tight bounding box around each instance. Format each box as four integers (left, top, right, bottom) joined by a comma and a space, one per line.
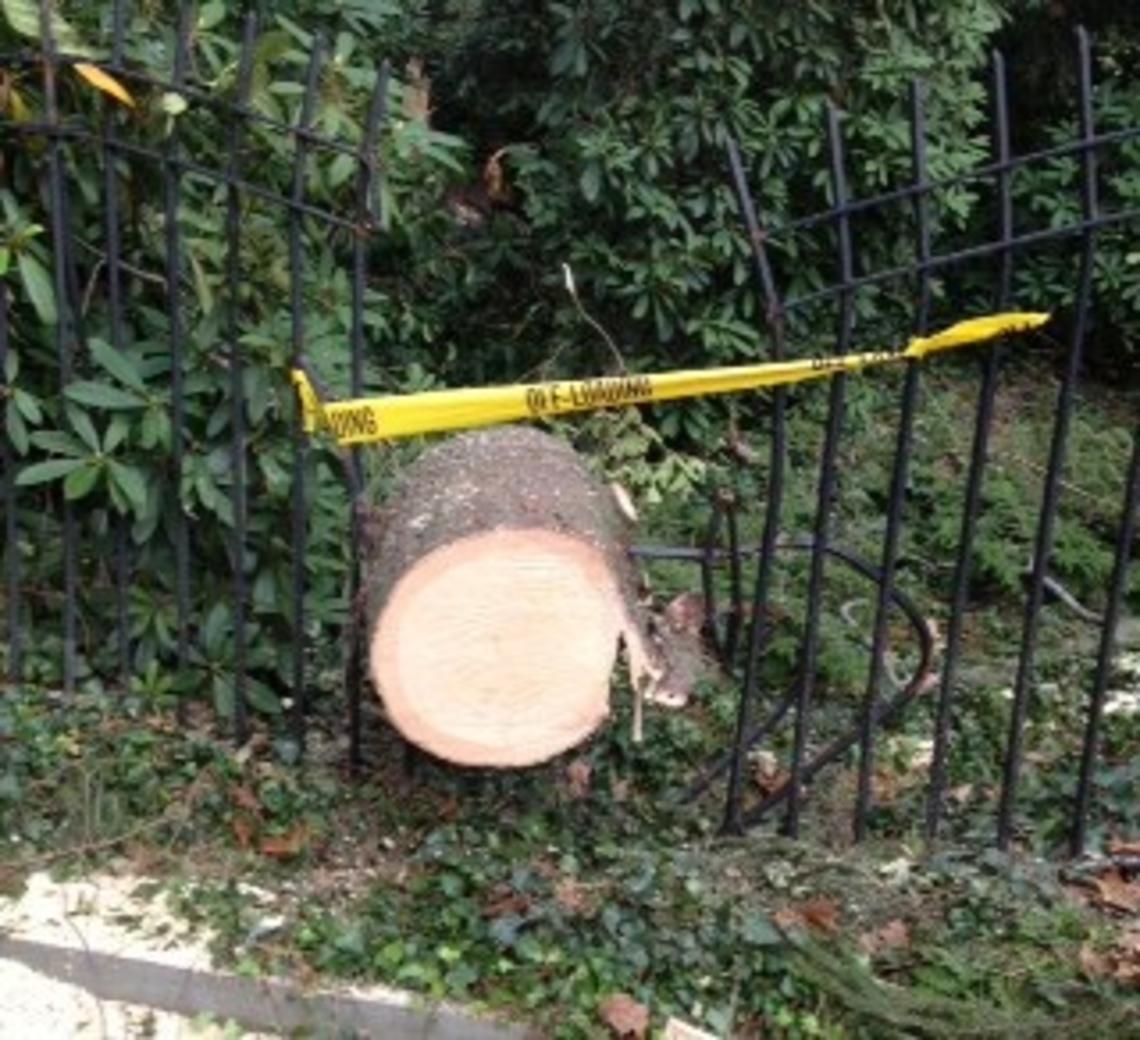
365, 426, 662, 767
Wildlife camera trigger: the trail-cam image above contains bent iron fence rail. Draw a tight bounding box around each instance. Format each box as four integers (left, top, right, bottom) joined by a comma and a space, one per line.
1, 3, 1138, 856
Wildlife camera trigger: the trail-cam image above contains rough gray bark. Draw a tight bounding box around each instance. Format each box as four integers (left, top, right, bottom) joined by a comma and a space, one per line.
365, 426, 640, 626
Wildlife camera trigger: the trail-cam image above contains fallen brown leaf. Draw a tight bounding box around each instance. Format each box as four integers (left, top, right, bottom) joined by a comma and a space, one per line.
772, 906, 802, 930
752, 750, 790, 797
566, 758, 592, 800
858, 918, 910, 955
483, 147, 512, 204
599, 993, 649, 1039
1114, 960, 1140, 988
800, 898, 842, 932
260, 823, 307, 859
1078, 943, 1112, 979
482, 885, 530, 919
1080, 928, 1140, 989
231, 815, 254, 849
554, 877, 595, 916
1093, 868, 1140, 914
1118, 927, 1140, 957
231, 784, 261, 815
774, 898, 841, 934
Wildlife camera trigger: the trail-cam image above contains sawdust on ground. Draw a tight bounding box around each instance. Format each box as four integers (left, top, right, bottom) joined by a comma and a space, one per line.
0, 870, 271, 1038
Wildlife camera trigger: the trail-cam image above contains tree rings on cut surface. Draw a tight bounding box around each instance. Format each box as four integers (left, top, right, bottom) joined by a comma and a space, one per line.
366, 426, 659, 767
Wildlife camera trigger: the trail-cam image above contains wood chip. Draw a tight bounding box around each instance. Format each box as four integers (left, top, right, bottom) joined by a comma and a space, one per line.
663, 1017, 718, 1040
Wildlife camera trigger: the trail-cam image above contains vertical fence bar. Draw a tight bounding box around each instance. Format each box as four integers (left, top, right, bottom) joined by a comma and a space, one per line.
288, 41, 325, 750
165, 4, 193, 715
224, 14, 258, 743
721, 139, 788, 834
111, 0, 126, 54
724, 497, 744, 668
105, 0, 131, 687
926, 51, 1014, 839
997, 28, 1098, 850
853, 79, 931, 841
40, 0, 79, 693
699, 495, 724, 667
347, 61, 389, 768
0, 284, 18, 683
1070, 424, 1140, 854
785, 103, 852, 838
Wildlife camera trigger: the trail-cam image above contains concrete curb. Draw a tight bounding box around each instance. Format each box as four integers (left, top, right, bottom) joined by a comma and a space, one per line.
1, 936, 538, 1039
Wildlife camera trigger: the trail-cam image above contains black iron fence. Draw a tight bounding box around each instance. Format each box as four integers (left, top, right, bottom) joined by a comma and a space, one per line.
1, 5, 1138, 856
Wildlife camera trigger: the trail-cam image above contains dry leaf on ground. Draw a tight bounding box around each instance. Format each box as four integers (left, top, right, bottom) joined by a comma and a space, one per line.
599, 993, 649, 1039
1079, 927, 1140, 988
259, 824, 307, 859
554, 877, 596, 916
566, 758, 592, 799
774, 897, 841, 934
752, 750, 790, 797
482, 886, 530, 919
231, 815, 254, 849
231, 784, 261, 814
1079, 942, 1112, 979
1092, 868, 1140, 914
858, 918, 911, 955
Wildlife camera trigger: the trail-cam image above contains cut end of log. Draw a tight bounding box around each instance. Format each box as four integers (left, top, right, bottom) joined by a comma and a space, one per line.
372, 528, 628, 767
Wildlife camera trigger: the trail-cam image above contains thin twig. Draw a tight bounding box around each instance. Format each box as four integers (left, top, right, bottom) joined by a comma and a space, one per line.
563, 263, 627, 373
80, 257, 105, 317
61, 911, 110, 1040
74, 237, 169, 290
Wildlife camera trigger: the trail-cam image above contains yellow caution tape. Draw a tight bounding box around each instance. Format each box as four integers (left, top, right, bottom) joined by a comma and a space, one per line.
292, 311, 1049, 445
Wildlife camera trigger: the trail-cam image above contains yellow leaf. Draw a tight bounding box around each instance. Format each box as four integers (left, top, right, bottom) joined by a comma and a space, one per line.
74, 62, 135, 108
8, 86, 29, 123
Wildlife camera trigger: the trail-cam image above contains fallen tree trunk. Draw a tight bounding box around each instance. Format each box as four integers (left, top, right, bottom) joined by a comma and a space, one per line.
365, 426, 660, 767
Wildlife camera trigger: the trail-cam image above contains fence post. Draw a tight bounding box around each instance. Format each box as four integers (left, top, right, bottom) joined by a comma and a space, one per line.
721, 139, 789, 835
997, 27, 1099, 850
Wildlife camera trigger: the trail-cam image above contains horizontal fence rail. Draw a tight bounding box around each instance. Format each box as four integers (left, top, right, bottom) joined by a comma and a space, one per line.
0, 3, 1137, 856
